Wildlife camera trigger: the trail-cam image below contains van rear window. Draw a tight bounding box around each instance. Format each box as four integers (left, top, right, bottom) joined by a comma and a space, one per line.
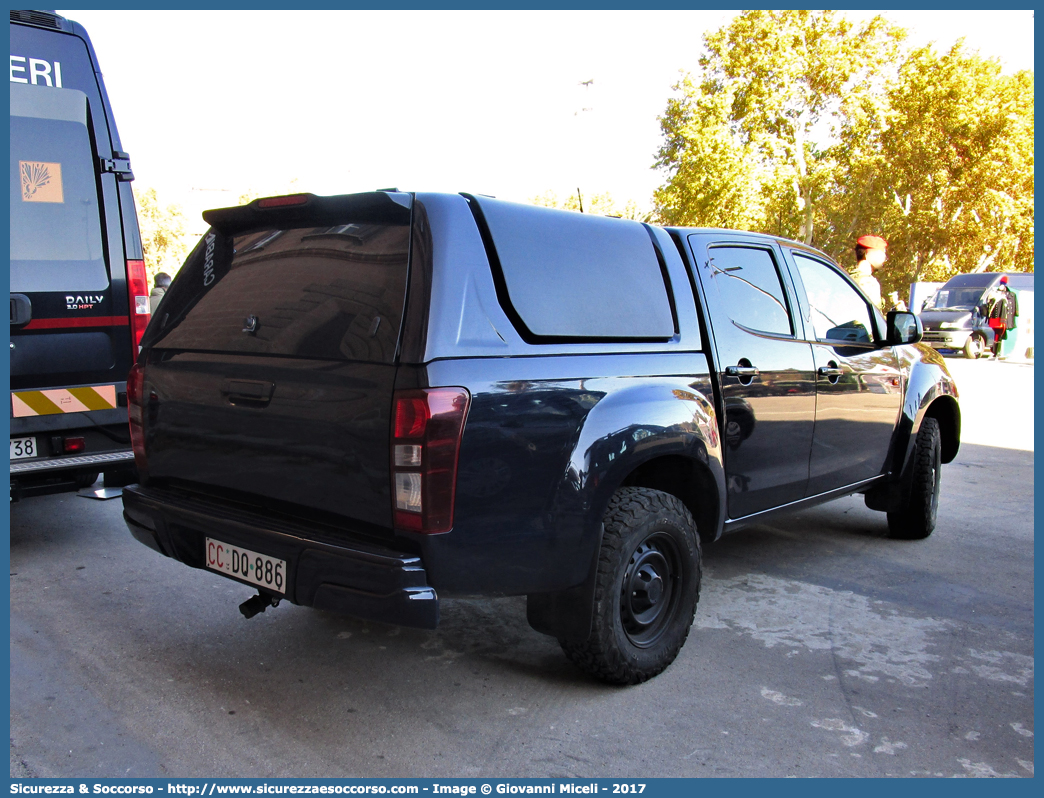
472, 197, 675, 341
9, 83, 107, 292
150, 221, 410, 363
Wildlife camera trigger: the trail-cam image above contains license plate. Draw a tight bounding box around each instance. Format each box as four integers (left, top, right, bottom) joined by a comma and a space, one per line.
205, 538, 286, 595
10, 436, 38, 460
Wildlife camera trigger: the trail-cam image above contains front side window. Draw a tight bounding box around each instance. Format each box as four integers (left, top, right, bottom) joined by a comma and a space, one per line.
791, 253, 875, 345
702, 245, 792, 336
9, 82, 107, 292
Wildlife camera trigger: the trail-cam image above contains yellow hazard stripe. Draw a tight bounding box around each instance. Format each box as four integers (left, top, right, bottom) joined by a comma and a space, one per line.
11, 385, 117, 418
68, 386, 117, 411
12, 392, 62, 417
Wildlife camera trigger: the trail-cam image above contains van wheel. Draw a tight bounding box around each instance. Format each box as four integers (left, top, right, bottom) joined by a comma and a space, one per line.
103, 468, 137, 488
559, 487, 701, 685
964, 334, 985, 359
887, 417, 942, 540
74, 472, 100, 489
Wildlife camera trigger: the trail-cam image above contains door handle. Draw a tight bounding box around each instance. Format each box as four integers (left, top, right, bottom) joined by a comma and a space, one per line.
222, 379, 274, 407
725, 366, 760, 378
817, 366, 844, 379
10, 294, 32, 327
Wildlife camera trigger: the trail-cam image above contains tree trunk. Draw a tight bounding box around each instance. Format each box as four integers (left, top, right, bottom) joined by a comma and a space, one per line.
792, 120, 814, 243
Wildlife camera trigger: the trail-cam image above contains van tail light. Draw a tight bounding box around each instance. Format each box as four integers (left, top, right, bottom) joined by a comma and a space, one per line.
63, 437, 86, 453
127, 362, 147, 470
391, 387, 471, 534
127, 259, 151, 352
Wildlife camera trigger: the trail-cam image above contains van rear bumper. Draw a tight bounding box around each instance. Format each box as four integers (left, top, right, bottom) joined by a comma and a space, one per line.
10, 449, 134, 475
122, 484, 438, 629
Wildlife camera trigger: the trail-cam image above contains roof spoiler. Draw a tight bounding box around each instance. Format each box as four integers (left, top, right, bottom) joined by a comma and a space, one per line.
202, 191, 412, 233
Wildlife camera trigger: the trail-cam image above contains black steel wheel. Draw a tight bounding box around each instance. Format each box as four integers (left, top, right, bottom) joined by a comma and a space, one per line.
887, 417, 942, 540
619, 534, 682, 648
560, 487, 701, 685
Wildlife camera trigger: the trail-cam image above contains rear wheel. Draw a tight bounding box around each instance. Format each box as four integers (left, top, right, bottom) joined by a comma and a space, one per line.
74, 471, 99, 489
560, 487, 701, 685
887, 417, 942, 540
103, 467, 138, 488
963, 333, 985, 359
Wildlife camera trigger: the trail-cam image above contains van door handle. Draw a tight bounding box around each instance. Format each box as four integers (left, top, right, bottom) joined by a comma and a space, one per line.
817, 365, 844, 380
222, 379, 274, 407
10, 294, 32, 327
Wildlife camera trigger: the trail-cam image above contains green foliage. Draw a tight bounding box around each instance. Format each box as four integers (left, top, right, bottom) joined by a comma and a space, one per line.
653, 12, 1033, 291
874, 44, 1034, 292
531, 190, 649, 222
133, 186, 188, 282
653, 74, 768, 230
655, 10, 905, 243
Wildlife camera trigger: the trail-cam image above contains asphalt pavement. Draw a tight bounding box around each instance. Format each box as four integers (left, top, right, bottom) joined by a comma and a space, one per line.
8, 355, 1034, 778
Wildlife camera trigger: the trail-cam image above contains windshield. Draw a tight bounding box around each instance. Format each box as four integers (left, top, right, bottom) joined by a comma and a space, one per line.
10, 82, 107, 292
921, 286, 985, 312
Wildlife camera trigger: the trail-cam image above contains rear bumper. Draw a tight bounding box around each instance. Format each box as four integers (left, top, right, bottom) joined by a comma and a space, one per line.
122, 484, 438, 629
10, 449, 134, 475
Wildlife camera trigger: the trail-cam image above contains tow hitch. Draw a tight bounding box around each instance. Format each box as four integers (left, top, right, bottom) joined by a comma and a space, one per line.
239, 592, 281, 619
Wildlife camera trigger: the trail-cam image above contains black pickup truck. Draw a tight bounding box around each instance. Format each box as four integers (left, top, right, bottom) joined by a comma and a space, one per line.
122, 191, 960, 684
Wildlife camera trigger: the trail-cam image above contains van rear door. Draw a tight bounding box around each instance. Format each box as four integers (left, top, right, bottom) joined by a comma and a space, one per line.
139, 193, 413, 535
10, 16, 141, 492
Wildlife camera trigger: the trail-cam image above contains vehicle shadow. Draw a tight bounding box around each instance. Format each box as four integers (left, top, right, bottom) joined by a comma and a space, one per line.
7, 438, 1033, 776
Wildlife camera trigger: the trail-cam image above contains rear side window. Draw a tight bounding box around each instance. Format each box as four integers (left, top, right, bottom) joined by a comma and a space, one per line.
701, 244, 792, 336
472, 196, 674, 341
9, 82, 106, 292
150, 221, 410, 363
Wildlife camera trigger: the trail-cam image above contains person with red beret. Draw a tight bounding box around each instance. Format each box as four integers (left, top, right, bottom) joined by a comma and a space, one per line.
853, 235, 887, 309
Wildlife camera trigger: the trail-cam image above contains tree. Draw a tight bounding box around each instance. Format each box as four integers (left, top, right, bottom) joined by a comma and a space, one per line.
134, 186, 189, 282
531, 190, 649, 221
874, 44, 1034, 290
655, 10, 906, 243
653, 73, 768, 230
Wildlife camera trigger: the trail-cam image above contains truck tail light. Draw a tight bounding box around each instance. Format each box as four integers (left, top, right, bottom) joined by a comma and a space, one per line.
127, 362, 146, 470
127, 259, 151, 352
391, 387, 471, 534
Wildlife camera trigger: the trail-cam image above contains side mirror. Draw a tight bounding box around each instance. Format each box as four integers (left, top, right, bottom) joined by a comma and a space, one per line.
886, 310, 922, 345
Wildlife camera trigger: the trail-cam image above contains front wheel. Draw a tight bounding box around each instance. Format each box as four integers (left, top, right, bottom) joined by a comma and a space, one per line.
887, 417, 942, 540
560, 487, 701, 685
963, 333, 985, 359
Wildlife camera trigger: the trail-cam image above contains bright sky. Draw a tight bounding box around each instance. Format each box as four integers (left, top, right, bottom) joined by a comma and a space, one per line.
57, 9, 1034, 236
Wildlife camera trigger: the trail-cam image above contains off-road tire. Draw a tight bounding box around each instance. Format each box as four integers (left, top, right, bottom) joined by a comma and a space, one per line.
560, 487, 701, 685
963, 334, 985, 359
887, 417, 942, 540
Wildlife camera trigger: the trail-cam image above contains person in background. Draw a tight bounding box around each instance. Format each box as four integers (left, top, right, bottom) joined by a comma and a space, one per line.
853, 235, 887, 310
150, 271, 171, 314
986, 275, 1018, 358
888, 291, 908, 312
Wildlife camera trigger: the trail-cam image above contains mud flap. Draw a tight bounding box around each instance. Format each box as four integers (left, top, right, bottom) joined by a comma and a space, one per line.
526, 532, 601, 640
